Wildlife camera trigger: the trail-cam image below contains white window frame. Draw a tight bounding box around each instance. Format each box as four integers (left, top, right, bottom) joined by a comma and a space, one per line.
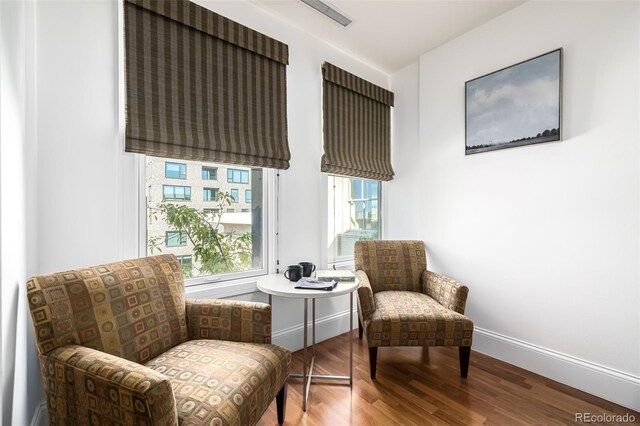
134, 155, 277, 289
322, 174, 387, 270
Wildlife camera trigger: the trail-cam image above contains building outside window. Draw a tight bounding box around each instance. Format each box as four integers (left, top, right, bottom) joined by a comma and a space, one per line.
245, 190, 252, 203
203, 208, 220, 216
227, 168, 249, 184
165, 162, 187, 179
147, 157, 263, 280
202, 166, 217, 180
176, 255, 193, 272
163, 185, 191, 201
203, 187, 218, 201
166, 231, 187, 247
328, 175, 381, 262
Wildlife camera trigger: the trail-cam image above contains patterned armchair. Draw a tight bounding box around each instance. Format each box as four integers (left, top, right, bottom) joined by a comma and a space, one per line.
355, 240, 473, 379
26, 254, 290, 425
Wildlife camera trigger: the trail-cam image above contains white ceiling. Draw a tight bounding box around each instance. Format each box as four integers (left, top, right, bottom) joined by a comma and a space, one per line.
254, 0, 525, 73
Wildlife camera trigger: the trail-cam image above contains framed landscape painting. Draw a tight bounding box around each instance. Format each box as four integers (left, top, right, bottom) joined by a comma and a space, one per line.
465, 48, 563, 155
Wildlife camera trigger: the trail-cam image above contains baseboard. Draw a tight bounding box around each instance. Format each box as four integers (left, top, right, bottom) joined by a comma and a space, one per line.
473, 327, 640, 411
30, 402, 47, 426
272, 308, 358, 352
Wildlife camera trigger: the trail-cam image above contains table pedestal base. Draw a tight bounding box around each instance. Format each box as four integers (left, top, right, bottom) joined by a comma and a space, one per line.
269, 293, 354, 411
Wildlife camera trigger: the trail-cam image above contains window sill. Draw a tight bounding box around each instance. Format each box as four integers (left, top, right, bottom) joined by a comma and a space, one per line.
184, 274, 263, 299
328, 258, 356, 271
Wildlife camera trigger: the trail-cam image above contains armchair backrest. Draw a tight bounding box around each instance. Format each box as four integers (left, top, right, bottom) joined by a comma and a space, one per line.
26, 254, 187, 364
354, 240, 427, 293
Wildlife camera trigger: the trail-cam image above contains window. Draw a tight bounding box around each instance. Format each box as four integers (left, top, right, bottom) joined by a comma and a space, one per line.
227, 168, 249, 184
202, 166, 217, 180
245, 190, 252, 203
176, 255, 193, 277
146, 156, 265, 281
163, 185, 191, 201
176, 255, 192, 267
165, 162, 186, 179
166, 231, 187, 247
203, 187, 218, 202
328, 175, 381, 261
241, 209, 250, 212
350, 179, 380, 231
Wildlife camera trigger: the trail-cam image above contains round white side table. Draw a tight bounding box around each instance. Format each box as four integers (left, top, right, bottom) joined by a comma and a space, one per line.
257, 273, 359, 411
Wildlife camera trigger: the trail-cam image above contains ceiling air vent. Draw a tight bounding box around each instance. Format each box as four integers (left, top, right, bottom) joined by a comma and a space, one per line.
300, 0, 352, 27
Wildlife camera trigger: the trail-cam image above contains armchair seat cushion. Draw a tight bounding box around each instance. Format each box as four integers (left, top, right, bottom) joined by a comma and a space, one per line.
145, 339, 290, 425
366, 291, 473, 347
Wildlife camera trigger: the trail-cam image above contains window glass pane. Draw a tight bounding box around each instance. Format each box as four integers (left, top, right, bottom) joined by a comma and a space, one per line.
166, 231, 187, 247
202, 166, 217, 180
328, 175, 381, 260
147, 156, 263, 278
165, 162, 186, 179
245, 190, 252, 203
163, 184, 191, 201
227, 168, 250, 184
203, 187, 218, 201
176, 255, 193, 277
351, 179, 363, 200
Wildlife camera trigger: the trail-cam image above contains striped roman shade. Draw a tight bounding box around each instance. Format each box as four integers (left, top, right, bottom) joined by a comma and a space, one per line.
321, 62, 395, 181
124, 0, 291, 169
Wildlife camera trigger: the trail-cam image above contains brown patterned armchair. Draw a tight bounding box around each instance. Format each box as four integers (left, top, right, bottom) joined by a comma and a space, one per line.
26, 254, 290, 425
355, 240, 473, 379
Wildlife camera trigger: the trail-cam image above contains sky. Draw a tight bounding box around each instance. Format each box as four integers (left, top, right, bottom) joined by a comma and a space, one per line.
466, 50, 561, 147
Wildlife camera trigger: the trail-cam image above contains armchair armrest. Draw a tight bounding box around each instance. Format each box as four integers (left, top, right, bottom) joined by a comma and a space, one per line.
42, 345, 177, 426
356, 270, 376, 322
186, 298, 272, 343
422, 270, 469, 314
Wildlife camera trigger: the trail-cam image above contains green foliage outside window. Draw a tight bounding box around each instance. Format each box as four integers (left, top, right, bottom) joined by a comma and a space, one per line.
148, 191, 252, 277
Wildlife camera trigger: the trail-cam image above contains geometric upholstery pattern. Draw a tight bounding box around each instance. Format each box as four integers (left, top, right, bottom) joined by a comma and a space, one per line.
186, 299, 272, 343
366, 291, 473, 347
27, 254, 290, 426
422, 270, 469, 315
354, 240, 473, 379
145, 339, 290, 426
354, 240, 427, 293
26, 254, 187, 364
40, 345, 177, 426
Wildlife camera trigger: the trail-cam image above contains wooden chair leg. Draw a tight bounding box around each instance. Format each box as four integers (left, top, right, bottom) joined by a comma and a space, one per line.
358, 318, 363, 339
459, 346, 471, 378
276, 383, 287, 424
369, 347, 378, 379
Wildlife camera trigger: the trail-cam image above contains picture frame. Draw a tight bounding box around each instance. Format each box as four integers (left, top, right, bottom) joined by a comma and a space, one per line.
465, 48, 563, 155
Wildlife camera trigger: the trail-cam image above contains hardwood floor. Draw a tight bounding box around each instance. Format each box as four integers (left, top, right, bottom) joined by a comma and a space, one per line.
258, 331, 639, 425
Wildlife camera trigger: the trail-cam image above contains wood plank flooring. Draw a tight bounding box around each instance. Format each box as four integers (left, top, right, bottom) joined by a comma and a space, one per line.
258, 331, 639, 425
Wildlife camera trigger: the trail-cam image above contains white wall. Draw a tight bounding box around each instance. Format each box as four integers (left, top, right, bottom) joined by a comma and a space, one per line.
416, 0, 639, 410
37, 1, 122, 273
1, 1, 43, 425
388, 61, 420, 239
21, 0, 389, 421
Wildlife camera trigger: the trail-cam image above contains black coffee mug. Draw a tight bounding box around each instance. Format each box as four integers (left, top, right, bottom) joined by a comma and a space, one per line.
298, 262, 316, 278
284, 264, 303, 282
